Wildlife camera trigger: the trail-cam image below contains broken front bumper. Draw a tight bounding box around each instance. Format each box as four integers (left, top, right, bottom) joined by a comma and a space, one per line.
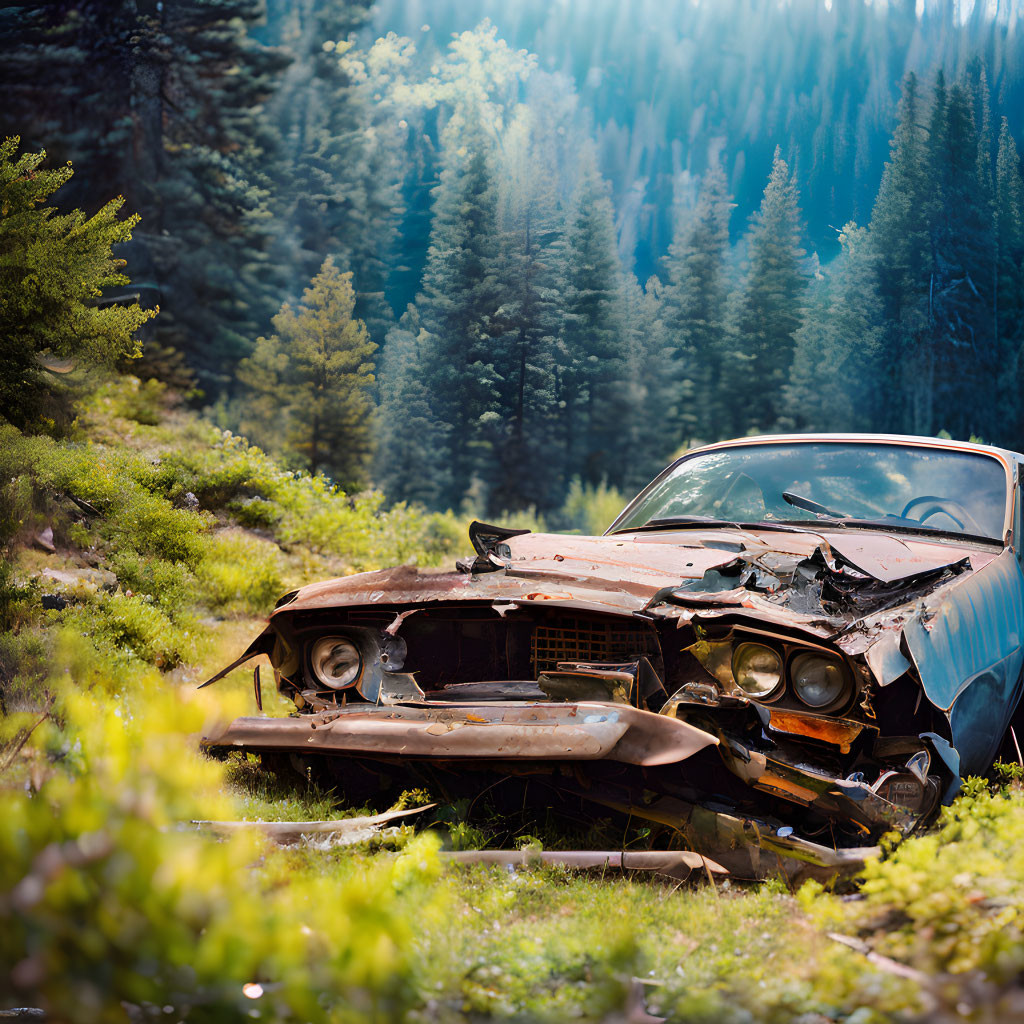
202, 700, 891, 884
202, 701, 718, 766
203, 697, 941, 841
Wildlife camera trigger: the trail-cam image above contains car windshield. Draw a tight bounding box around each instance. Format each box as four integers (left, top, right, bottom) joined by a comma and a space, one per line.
612, 442, 1009, 541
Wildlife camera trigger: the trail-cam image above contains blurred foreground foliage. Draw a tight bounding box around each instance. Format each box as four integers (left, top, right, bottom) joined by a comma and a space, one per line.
0, 375, 461, 1020
6, 375, 1024, 1021
0, 642, 445, 1022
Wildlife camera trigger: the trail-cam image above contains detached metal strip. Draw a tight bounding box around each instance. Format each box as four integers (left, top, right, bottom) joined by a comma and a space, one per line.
191, 803, 436, 838
198, 628, 273, 688
439, 849, 727, 878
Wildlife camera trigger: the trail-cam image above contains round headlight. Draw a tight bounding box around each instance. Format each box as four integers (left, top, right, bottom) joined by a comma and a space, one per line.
310, 636, 362, 689
790, 652, 848, 708
731, 643, 784, 698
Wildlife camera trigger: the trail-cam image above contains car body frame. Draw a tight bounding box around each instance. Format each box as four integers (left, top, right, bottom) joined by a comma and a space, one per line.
202, 434, 1024, 880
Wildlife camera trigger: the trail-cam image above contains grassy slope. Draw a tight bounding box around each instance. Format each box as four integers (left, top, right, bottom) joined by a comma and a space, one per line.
2, 377, 1024, 1022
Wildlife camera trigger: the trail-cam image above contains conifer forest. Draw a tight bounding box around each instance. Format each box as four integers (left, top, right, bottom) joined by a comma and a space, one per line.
4, 0, 1024, 511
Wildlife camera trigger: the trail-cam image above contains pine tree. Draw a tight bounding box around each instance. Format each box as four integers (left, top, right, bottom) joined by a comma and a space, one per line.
373, 24, 544, 513
867, 72, 933, 433
236, 259, 377, 488
997, 119, 1024, 440
261, 4, 406, 348
730, 147, 808, 435
784, 223, 884, 432
661, 161, 734, 445
0, 139, 154, 428
997, 121, 1024, 261
926, 79, 996, 439
374, 306, 451, 507
0, 1, 290, 394
972, 65, 1000, 433
416, 134, 503, 509
484, 103, 565, 514
556, 145, 633, 488
140, 1, 290, 392
623, 275, 678, 489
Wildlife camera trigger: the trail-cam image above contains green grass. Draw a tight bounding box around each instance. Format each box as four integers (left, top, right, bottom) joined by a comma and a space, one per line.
222, 751, 354, 822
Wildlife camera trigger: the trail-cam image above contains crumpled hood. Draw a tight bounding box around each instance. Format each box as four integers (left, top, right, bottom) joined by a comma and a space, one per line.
273, 527, 993, 636
499, 528, 986, 588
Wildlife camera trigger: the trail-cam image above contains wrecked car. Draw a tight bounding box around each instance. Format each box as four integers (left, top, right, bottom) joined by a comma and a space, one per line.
202, 434, 1024, 879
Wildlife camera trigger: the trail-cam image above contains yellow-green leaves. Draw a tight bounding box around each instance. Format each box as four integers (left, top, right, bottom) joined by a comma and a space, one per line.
1, 670, 444, 1023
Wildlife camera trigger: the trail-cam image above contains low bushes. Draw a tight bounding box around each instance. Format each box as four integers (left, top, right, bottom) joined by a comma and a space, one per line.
823, 776, 1024, 984
0, 653, 446, 1023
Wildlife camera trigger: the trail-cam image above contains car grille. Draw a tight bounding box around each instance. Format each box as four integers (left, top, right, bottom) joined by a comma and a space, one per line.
530, 615, 659, 675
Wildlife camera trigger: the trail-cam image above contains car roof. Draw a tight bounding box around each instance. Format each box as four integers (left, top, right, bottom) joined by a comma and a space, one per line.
681, 432, 1024, 467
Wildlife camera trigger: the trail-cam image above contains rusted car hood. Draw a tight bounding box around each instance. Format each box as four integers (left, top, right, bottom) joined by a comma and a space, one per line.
275, 526, 992, 633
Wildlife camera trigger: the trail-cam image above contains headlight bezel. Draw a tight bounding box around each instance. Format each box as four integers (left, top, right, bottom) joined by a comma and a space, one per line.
788, 650, 851, 711
308, 635, 363, 690
731, 641, 785, 700
689, 627, 855, 713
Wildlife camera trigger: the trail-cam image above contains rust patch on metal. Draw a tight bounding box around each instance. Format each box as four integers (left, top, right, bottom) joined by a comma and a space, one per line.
768, 710, 865, 754
756, 772, 820, 805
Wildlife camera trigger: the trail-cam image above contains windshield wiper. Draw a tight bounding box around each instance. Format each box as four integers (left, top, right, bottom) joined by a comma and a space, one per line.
617, 516, 837, 536
829, 518, 1000, 545
774, 515, 998, 545
782, 490, 850, 521
615, 512, 1000, 546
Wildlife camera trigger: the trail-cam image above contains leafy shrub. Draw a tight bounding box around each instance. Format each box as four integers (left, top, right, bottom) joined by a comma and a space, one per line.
0, 560, 37, 634
103, 375, 169, 426
0, 664, 446, 1023
61, 592, 198, 672
150, 428, 471, 569
200, 530, 284, 613
0, 473, 34, 547
107, 549, 195, 615
111, 489, 209, 567
838, 785, 1024, 981
559, 476, 627, 535
228, 495, 282, 529
0, 424, 211, 568
0, 627, 48, 712
150, 431, 281, 508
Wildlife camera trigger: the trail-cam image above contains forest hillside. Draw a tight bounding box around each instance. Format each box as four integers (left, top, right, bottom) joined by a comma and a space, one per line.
9, 3, 1024, 1021
4, 1, 1024, 520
